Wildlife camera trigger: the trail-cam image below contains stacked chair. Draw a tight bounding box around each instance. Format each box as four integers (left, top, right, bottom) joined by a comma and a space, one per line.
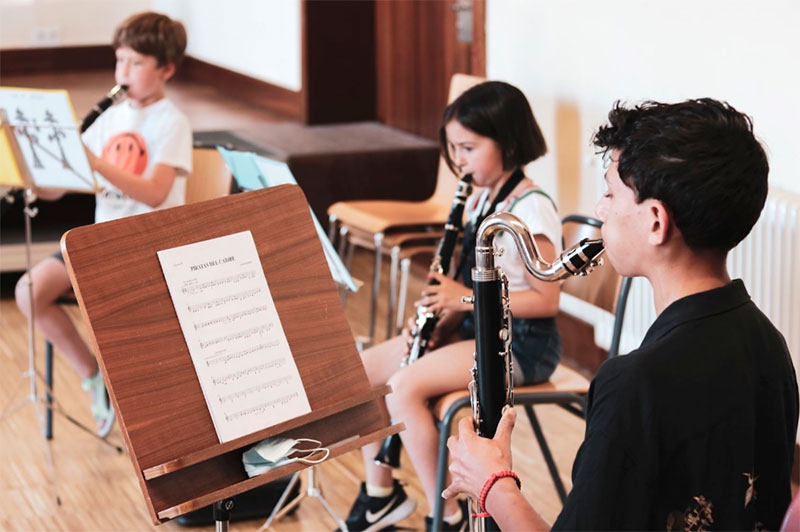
327, 73, 486, 344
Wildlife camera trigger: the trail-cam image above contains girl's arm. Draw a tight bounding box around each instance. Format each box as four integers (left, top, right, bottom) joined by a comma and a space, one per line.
87, 148, 178, 207
507, 234, 561, 319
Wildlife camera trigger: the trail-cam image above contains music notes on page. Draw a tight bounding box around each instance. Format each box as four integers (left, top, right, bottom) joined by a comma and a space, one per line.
157, 230, 311, 443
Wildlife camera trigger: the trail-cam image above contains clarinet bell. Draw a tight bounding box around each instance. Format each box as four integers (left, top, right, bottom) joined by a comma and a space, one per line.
374, 434, 402, 469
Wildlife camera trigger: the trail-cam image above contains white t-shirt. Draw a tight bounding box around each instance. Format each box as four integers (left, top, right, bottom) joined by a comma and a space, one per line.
82, 98, 192, 223
466, 183, 562, 292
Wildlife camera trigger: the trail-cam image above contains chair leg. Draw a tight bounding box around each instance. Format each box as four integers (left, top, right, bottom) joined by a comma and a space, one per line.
335, 227, 353, 306
337, 226, 349, 259
44, 340, 54, 440
432, 395, 473, 532
386, 245, 401, 340
327, 214, 338, 245
369, 233, 384, 341
396, 257, 412, 335
523, 405, 568, 503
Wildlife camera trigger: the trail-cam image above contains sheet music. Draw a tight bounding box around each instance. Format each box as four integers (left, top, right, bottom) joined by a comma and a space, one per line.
0, 87, 96, 191
217, 147, 358, 292
157, 230, 311, 443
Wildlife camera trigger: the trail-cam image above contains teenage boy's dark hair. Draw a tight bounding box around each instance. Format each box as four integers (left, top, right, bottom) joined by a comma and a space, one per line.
593, 98, 769, 253
440, 81, 548, 174
113, 11, 187, 68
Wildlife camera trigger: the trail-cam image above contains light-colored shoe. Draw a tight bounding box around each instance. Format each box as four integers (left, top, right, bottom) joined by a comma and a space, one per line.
82, 371, 116, 439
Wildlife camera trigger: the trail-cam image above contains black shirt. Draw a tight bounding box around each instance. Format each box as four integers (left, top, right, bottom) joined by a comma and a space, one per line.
552, 280, 798, 531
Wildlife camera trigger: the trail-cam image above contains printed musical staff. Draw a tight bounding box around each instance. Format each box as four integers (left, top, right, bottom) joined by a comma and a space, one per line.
218, 375, 292, 403
194, 304, 269, 331
224, 392, 301, 422
199, 323, 273, 349
187, 287, 261, 313
205, 341, 280, 367
182, 270, 258, 295
157, 230, 311, 443
212, 357, 288, 386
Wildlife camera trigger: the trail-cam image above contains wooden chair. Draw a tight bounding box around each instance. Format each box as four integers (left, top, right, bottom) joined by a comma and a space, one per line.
327, 73, 485, 343
428, 214, 632, 530
184, 144, 234, 204
44, 145, 233, 438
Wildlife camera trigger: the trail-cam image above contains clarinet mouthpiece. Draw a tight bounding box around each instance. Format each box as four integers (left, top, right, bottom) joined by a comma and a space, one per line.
561, 238, 605, 276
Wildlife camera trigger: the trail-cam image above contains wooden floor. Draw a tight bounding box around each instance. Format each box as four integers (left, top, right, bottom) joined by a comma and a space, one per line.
0, 71, 585, 531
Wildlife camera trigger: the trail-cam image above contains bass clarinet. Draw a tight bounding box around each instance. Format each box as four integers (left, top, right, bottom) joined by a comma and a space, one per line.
374, 173, 473, 469
465, 212, 604, 532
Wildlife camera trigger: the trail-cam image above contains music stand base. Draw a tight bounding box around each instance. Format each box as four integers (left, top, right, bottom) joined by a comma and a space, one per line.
260, 465, 346, 530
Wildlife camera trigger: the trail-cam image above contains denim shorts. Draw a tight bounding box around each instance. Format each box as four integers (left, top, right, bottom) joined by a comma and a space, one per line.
460, 313, 561, 385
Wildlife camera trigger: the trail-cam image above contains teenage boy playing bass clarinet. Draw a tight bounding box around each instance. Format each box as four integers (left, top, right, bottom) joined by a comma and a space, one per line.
443, 98, 799, 531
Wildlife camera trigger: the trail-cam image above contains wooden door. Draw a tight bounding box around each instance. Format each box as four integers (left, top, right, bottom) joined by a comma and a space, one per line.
375, 0, 486, 140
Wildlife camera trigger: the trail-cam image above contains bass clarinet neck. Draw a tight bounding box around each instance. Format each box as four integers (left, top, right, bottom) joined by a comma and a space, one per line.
475, 212, 604, 281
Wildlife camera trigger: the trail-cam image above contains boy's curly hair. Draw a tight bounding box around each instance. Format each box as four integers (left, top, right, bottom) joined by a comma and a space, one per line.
593, 98, 769, 252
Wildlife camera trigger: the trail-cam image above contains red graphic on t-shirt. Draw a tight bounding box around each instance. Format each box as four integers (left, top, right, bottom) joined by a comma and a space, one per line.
102, 132, 148, 176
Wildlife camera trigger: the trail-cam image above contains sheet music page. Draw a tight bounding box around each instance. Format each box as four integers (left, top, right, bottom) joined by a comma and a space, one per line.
157, 230, 311, 443
0, 87, 96, 191
217, 147, 358, 292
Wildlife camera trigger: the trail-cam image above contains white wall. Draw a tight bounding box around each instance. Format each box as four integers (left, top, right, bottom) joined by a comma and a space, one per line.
487, 0, 800, 215
0, 0, 150, 47
0, 0, 302, 91
5, 0, 797, 170
151, 0, 301, 91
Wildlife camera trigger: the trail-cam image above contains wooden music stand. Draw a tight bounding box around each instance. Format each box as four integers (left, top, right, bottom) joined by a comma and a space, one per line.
61, 184, 401, 525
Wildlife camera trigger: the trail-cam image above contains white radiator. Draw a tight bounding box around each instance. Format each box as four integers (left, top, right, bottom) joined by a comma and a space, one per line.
564, 188, 800, 368
617, 188, 800, 356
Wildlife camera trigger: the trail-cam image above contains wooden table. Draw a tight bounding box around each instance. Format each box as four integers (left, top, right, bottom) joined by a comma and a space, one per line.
230, 122, 441, 231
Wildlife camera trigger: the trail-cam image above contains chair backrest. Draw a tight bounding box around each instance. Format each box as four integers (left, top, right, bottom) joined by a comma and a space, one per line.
185, 146, 233, 205
561, 214, 631, 359
431, 73, 487, 205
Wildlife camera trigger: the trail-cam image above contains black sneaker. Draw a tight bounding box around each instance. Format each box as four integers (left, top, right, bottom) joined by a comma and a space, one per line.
424, 499, 468, 532
336, 479, 417, 532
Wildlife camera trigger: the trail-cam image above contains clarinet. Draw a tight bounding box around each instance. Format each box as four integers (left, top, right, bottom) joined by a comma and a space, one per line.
80, 84, 128, 133
465, 212, 604, 532
374, 173, 473, 469
405, 173, 473, 365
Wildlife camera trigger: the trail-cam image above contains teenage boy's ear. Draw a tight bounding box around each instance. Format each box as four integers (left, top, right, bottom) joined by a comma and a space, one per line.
160, 62, 177, 82
647, 200, 672, 246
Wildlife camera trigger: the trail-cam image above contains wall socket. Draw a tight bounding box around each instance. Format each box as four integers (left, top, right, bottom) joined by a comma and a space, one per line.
32, 26, 61, 46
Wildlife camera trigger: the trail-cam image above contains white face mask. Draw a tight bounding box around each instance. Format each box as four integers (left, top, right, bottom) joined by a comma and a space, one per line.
242, 437, 330, 478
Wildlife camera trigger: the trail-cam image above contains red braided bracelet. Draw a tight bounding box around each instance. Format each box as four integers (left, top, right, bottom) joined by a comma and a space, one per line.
473, 470, 522, 518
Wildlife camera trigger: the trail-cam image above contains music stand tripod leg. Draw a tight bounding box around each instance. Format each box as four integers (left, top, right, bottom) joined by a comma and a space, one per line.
259, 465, 347, 531
0, 188, 62, 505
306, 465, 347, 530
213, 498, 235, 532
260, 471, 302, 529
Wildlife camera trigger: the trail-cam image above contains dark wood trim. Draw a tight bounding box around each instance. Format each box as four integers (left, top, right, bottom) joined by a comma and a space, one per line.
302, 0, 376, 124
177, 56, 303, 121
471, 0, 486, 77
0, 45, 115, 75
794, 442, 799, 484
0, 47, 303, 121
